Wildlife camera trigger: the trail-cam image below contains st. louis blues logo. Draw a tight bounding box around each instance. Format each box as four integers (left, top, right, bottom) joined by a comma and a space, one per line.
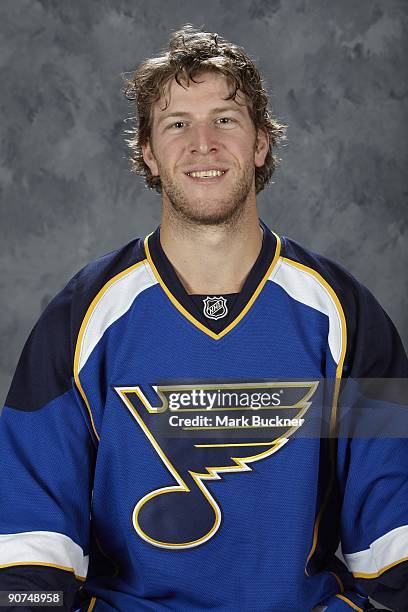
203, 296, 228, 319
115, 381, 318, 550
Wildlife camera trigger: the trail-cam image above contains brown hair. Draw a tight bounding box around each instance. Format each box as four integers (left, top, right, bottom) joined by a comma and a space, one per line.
123, 24, 287, 194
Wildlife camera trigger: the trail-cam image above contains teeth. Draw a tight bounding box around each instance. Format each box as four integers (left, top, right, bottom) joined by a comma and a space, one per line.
188, 170, 225, 178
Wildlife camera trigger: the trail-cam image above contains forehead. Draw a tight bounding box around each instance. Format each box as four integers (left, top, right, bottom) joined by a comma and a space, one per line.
152, 71, 250, 118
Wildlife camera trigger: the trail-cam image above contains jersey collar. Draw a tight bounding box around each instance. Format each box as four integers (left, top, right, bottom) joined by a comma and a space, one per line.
144, 219, 281, 340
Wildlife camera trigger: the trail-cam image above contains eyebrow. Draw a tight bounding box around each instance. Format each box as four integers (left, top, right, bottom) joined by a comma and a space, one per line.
157, 105, 246, 125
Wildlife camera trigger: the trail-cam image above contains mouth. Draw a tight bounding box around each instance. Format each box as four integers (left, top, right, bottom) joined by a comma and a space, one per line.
184, 169, 228, 182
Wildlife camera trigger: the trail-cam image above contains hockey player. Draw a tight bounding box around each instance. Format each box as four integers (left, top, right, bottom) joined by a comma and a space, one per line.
1, 25, 407, 612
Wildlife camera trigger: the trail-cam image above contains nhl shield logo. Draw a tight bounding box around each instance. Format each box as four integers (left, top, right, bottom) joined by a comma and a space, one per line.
203, 296, 228, 320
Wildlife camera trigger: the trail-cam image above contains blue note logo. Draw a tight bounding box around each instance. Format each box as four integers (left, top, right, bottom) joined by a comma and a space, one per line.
203, 296, 228, 319
115, 381, 318, 550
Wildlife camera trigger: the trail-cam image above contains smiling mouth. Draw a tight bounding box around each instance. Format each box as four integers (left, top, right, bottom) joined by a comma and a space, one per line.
185, 170, 227, 179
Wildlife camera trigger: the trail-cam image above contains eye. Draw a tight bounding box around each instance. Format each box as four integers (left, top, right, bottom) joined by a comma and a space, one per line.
216, 117, 235, 126
169, 121, 187, 129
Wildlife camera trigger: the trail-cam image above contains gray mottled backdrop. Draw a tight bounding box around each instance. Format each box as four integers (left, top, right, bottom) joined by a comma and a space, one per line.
1, 0, 407, 406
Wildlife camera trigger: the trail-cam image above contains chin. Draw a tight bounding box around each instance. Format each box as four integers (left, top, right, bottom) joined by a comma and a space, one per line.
176, 202, 246, 227
162, 179, 253, 226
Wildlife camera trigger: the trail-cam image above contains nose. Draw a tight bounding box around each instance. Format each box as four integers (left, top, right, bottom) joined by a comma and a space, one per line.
189, 123, 219, 155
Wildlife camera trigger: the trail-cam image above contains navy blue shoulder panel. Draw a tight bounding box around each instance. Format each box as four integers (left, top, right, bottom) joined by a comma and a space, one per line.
280, 235, 408, 379
6, 236, 147, 412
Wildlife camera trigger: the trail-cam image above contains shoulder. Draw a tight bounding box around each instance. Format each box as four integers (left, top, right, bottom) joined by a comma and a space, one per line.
279, 235, 363, 300
5, 236, 148, 410
278, 235, 407, 377
278, 234, 382, 321
70, 235, 147, 309
41, 234, 147, 327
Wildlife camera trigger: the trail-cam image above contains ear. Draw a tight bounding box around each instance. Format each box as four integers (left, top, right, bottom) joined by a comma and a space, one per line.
141, 139, 159, 176
254, 127, 269, 168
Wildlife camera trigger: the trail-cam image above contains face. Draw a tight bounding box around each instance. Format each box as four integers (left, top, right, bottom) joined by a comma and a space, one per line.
141, 71, 269, 227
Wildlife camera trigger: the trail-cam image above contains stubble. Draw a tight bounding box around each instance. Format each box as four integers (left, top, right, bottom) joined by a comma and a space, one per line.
157, 159, 256, 229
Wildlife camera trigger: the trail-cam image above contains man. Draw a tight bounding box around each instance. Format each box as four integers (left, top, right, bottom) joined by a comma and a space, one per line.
0, 25, 407, 612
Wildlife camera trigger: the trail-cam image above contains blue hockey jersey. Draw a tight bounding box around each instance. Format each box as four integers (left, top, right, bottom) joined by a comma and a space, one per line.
1, 219, 407, 611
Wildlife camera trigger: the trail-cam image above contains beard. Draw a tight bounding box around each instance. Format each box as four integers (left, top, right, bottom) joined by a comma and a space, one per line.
157, 161, 256, 228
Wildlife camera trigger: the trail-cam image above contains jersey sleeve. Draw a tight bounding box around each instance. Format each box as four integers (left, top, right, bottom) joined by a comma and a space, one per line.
336, 281, 408, 612
0, 273, 96, 611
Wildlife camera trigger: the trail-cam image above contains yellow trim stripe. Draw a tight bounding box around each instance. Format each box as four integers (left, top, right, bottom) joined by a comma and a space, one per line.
0, 561, 86, 582
144, 232, 281, 340
278, 259, 347, 572
330, 571, 344, 593
335, 594, 363, 611
87, 597, 97, 611
352, 554, 408, 579
73, 259, 149, 442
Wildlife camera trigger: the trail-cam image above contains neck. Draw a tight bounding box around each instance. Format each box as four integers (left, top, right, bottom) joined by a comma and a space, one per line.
159, 204, 263, 295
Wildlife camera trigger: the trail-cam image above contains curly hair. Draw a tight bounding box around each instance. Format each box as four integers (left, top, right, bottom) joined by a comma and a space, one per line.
123, 24, 287, 194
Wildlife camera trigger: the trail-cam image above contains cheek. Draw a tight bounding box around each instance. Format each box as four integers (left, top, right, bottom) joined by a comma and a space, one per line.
231, 130, 257, 156
156, 139, 182, 165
